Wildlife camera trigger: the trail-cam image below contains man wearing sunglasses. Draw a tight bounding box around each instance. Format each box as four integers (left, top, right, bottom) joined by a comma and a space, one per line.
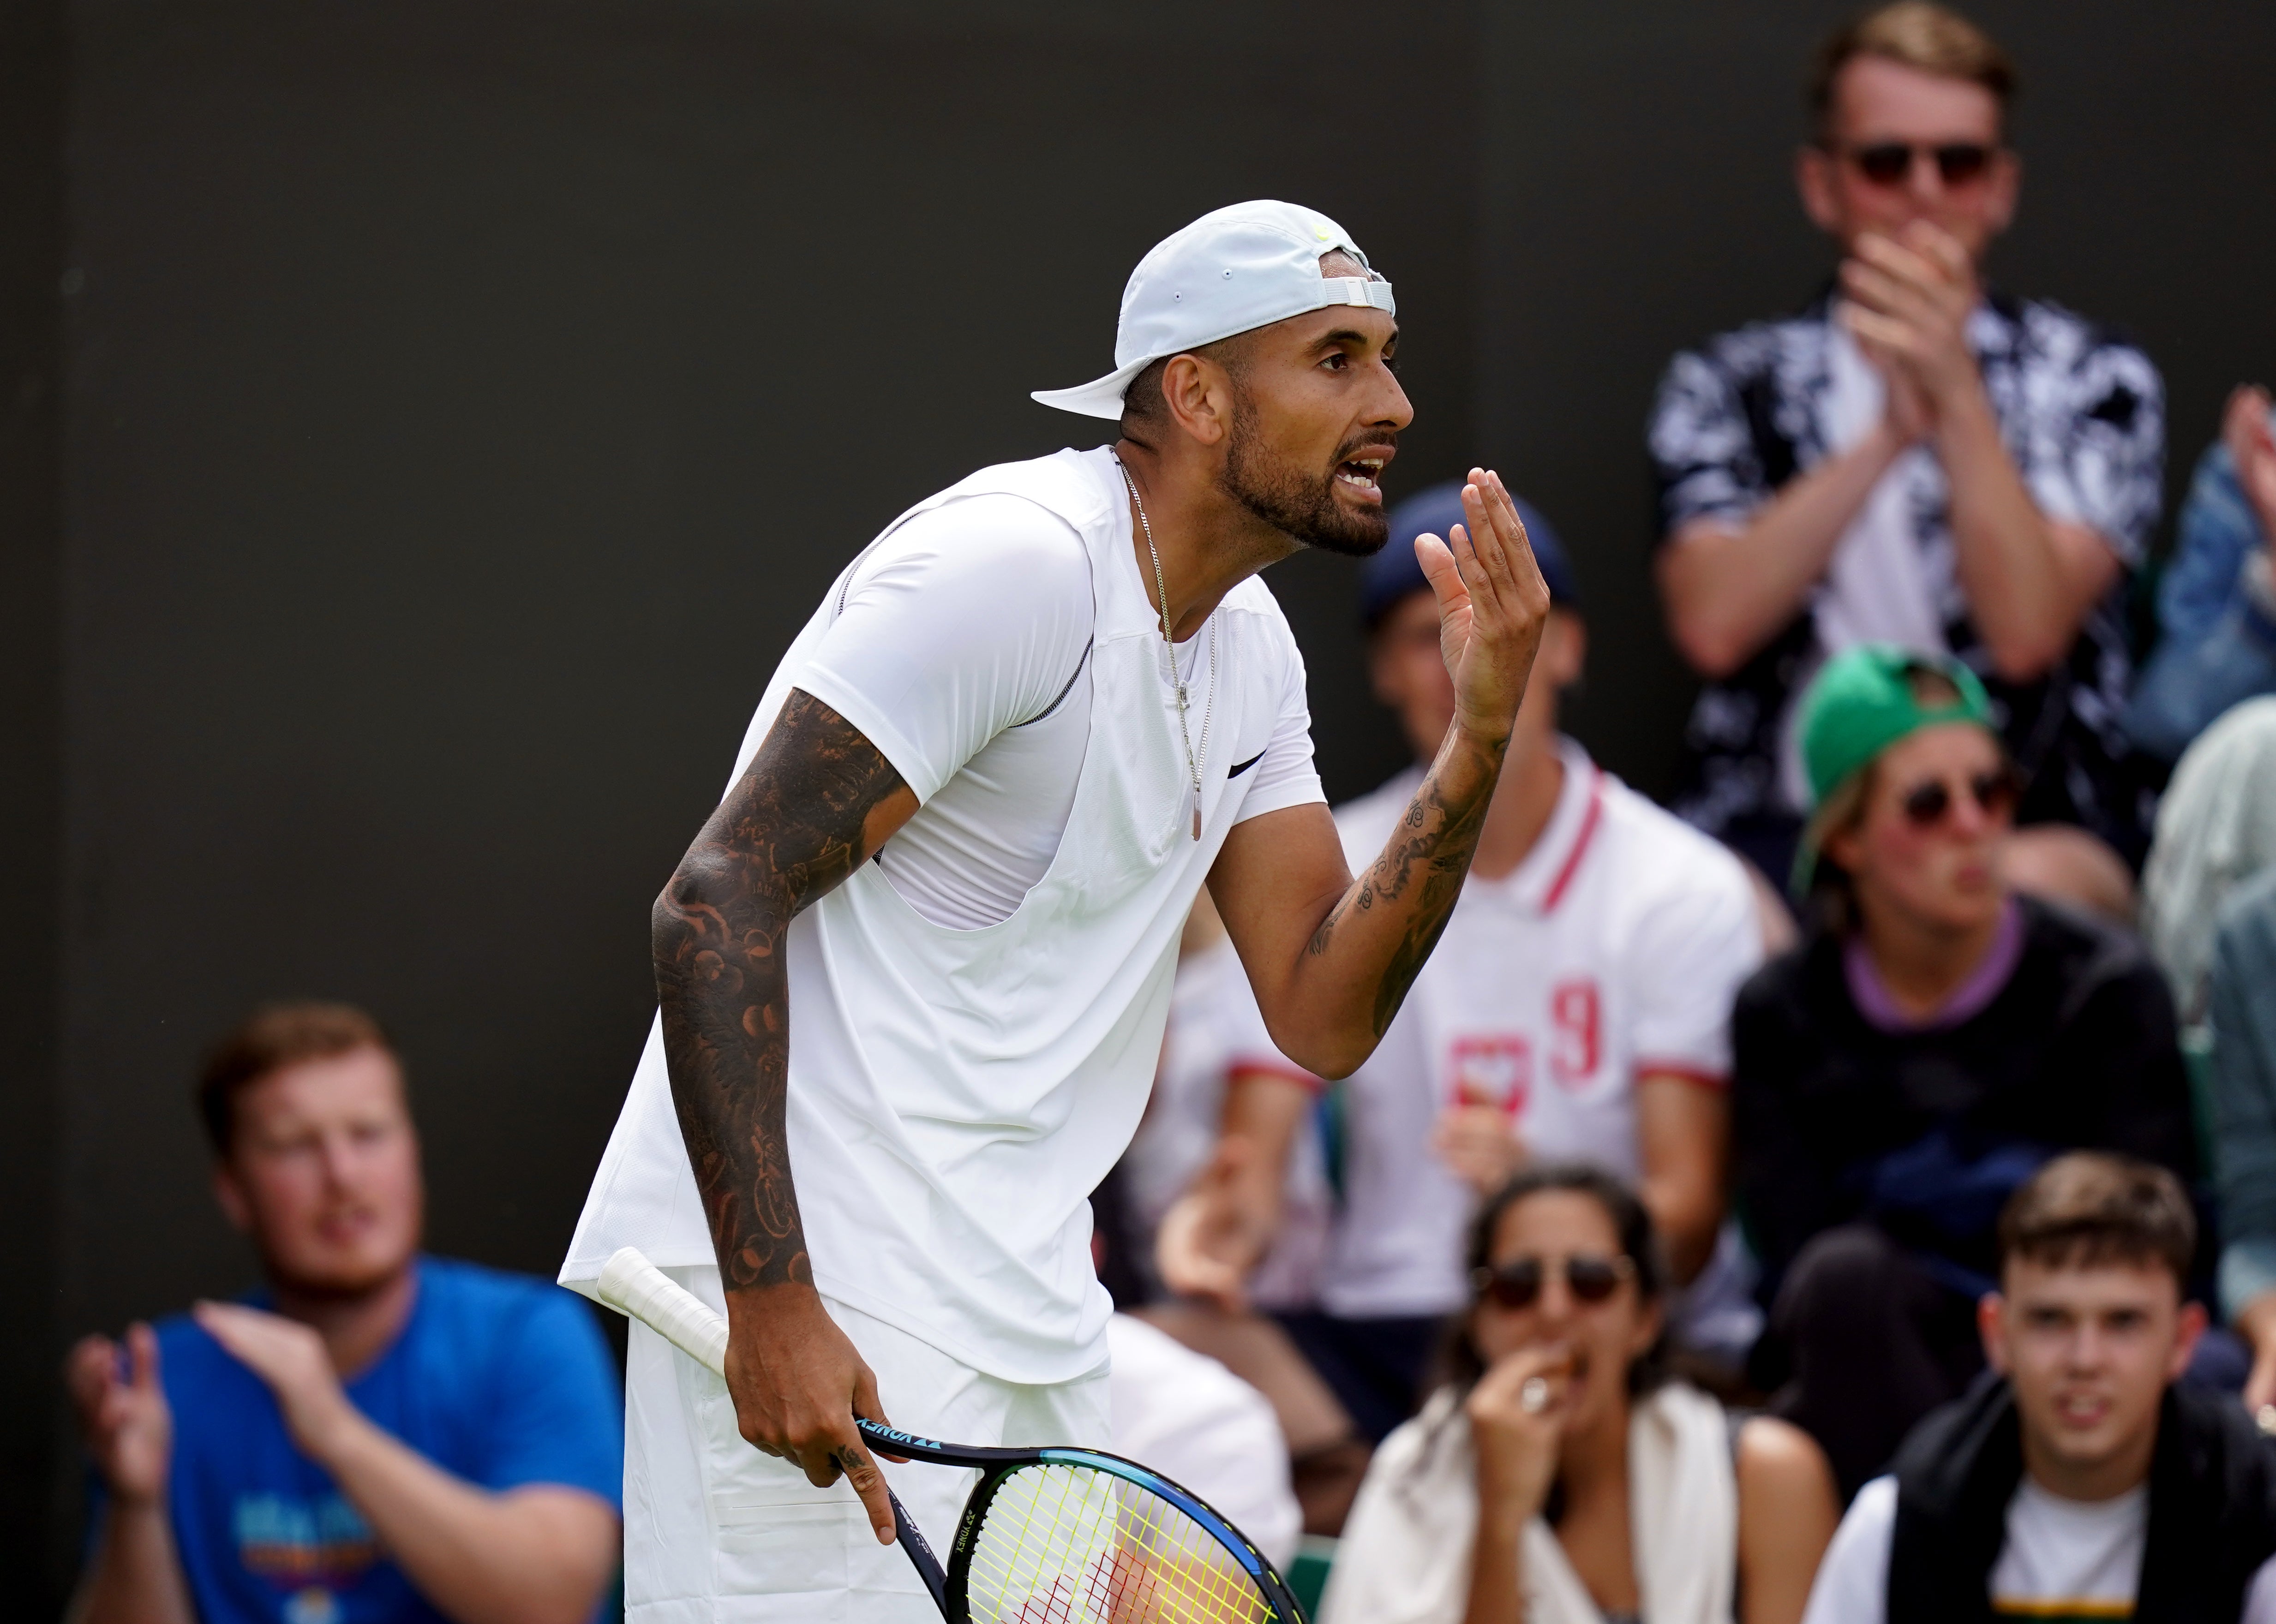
1732, 645, 2196, 1501
1649, 0, 2162, 922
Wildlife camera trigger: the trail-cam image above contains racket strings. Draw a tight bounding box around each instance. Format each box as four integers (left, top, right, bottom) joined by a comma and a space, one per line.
962, 1463, 1276, 1624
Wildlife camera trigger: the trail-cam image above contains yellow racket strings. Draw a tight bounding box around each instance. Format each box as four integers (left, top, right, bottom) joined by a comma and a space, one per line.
961, 1463, 1277, 1624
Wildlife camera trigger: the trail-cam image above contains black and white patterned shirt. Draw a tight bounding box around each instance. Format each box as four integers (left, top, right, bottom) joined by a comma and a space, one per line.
1647, 288, 2165, 868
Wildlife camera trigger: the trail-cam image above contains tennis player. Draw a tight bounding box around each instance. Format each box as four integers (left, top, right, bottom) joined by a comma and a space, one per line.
562, 200, 1549, 1619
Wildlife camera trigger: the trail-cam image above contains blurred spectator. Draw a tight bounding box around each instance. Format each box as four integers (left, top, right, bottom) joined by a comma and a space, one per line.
1113, 895, 1364, 1530
66, 1003, 623, 1624
2140, 695, 2276, 1027
1736, 647, 2195, 1499
1119, 890, 1332, 1313
2126, 387, 2276, 760
2210, 869, 2276, 1411
1318, 1165, 1838, 1624
1160, 484, 1767, 1445
1799, 1153, 2276, 1623
1106, 1313, 1303, 1570
1648, 1, 2161, 914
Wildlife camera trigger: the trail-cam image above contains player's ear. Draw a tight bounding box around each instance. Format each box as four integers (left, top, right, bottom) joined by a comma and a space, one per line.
1160, 353, 1233, 449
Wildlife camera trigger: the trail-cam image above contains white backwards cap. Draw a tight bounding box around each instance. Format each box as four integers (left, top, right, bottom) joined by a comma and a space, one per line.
1031, 200, 1395, 421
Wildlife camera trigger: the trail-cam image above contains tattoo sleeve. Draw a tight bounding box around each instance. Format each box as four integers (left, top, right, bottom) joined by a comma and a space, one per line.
1306, 736, 1502, 1037
653, 689, 908, 1292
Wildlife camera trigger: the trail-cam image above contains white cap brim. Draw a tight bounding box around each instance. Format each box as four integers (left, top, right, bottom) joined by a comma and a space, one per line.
1029, 356, 1154, 421
1030, 274, 1394, 421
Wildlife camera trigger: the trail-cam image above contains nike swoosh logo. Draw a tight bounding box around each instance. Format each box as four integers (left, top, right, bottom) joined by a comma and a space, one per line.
1227, 750, 1265, 778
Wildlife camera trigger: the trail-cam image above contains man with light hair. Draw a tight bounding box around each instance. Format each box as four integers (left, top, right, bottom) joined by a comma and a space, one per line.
562, 202, 1551, 1618
1649, 2, 2163, 920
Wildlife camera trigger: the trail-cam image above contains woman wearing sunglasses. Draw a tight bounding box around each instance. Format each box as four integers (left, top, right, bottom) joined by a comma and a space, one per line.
1318, 1164, 1839, 1624
1732, 644, 2198, 1501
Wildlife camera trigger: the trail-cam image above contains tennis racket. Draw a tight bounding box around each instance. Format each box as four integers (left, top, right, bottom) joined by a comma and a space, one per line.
596, 1246, 1306, 1623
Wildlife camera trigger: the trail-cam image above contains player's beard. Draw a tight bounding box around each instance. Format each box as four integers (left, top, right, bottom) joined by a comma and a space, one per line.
1218, 388, 1391, 559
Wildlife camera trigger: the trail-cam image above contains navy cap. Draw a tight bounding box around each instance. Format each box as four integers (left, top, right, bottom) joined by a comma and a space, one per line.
1360, 480, 1580, 629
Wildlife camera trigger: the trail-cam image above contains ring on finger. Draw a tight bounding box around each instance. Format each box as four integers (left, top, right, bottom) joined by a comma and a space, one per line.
1520, 1376, 1550, 1414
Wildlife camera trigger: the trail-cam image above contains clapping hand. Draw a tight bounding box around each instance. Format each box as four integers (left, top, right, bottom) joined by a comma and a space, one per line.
1839, 221, 1982, 438
193, 1301, 359, 1462
66, 1325, 174, 1505
2222, 384, 2276, 545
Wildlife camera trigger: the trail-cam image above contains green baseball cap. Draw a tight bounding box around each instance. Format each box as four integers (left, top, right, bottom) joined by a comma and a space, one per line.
1791, 643, 1997, 894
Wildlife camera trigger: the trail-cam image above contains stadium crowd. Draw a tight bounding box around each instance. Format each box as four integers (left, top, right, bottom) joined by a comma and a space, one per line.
61, 3, 2276, 1621
1105, 4, 2276, 1619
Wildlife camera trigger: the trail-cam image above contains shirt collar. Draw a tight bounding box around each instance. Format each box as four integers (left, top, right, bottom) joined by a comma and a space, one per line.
1845, 896, 2025, 1032
1492, 737, 1605, 916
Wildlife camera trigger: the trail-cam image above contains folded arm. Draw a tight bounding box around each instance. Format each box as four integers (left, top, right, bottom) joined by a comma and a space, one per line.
1657, 430, 1908, 679
1841, 227, 2120, 680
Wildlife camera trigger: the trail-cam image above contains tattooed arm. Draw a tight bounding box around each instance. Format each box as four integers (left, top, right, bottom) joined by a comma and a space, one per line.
652, 688, 919, 1546
1210, 471, 1549, 1080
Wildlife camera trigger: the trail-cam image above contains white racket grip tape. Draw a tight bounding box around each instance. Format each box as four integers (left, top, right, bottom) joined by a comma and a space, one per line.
596, 1247, 730, 1377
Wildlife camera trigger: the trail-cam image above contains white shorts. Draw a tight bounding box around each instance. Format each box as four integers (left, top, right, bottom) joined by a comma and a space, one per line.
622, 1266, 1111, 1624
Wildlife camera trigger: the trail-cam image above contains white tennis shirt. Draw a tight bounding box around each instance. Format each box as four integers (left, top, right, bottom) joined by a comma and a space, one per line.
562, 448, 1324, 1383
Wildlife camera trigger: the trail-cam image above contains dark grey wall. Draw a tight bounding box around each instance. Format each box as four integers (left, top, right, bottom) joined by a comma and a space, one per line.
0, 0, 66, 1601
24, 0, 1476, 1600
17, 0, 2276, 1604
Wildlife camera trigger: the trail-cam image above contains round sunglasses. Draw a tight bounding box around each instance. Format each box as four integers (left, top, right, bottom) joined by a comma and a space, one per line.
1472, 1253, 1636, 1310
1827, 140, 1996, 188
1896, 766, 2020, 829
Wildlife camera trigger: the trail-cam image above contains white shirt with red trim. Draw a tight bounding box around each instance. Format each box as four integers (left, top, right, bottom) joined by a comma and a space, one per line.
1314, 739, 1764, 1321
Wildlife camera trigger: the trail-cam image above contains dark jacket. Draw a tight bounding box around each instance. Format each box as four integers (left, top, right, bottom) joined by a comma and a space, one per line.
1734, 897, 2195, 1301
1887, 1375, 2276, 1622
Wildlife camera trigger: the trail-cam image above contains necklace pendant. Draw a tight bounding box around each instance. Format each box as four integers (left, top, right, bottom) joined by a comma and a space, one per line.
1191, 787, 1203, 841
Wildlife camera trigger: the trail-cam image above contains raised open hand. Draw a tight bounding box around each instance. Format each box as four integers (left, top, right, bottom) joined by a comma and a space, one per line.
1412, 468, 1551, 745
66, 1325, 174, 1505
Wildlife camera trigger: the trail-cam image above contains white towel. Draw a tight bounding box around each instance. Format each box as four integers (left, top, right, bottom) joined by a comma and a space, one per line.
1318, 1381, 1739, 1624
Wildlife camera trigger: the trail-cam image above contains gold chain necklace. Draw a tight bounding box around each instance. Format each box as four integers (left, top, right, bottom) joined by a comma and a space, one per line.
1118, 458, 1215, 840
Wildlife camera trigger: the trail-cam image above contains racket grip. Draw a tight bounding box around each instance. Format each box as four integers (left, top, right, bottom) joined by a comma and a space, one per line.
596, 1247, 730, 1377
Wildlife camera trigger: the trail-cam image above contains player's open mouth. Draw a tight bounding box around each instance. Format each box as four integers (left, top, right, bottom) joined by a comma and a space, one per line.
1335, 458, 1385, 498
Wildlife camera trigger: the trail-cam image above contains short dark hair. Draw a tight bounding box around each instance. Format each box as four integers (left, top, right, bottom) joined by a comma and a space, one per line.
196, 1001, 395, 1155
1809, 2, 2017, 138
1117, 334, 1253, 438
1998, 1152, 2195, 1285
